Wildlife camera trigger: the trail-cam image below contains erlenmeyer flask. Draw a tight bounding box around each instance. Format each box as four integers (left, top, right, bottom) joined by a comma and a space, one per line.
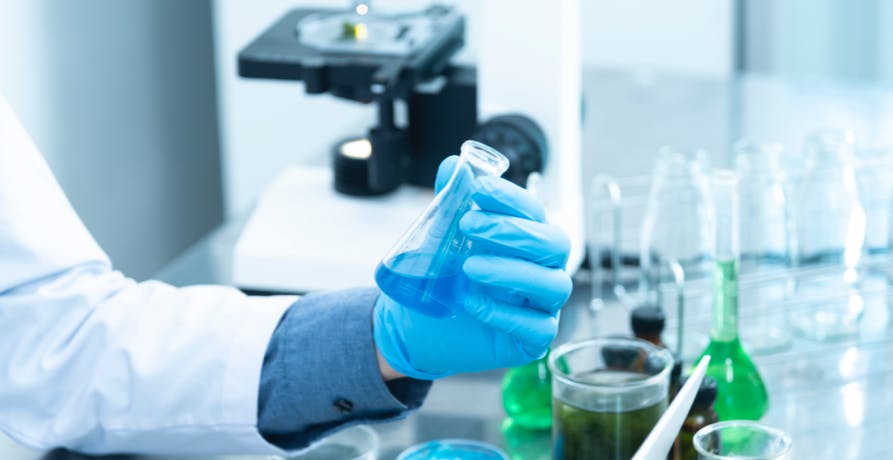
640, 148, 714, 297
375, 140, 510, 318
735, 140, 792, 354
789, 130, 866, 340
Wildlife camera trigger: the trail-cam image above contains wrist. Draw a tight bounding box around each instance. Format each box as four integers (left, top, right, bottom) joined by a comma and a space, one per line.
372, 295, 404, 381
376, 347, 404, 381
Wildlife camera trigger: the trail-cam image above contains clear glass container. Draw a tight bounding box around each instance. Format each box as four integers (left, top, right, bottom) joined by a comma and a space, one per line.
734, 140, 792, 354
855, 146, 893, 255
697, 171, 768, 421
789, 130, 866, 340
549, 337, 673, 459
375, 140, 509, 318
640, 147, 714, 302
272, 425, 379, 460
693, 421, 792, 460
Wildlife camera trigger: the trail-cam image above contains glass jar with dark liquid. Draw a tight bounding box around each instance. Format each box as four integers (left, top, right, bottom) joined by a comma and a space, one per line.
549, 338, 673, 460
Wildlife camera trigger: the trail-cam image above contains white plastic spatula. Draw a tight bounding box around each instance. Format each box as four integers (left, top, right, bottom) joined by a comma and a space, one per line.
632, 355, 712, 460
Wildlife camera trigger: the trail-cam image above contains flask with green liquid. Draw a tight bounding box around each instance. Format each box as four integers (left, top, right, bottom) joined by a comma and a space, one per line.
697, 170, 768, 421
501, 351, 552, 430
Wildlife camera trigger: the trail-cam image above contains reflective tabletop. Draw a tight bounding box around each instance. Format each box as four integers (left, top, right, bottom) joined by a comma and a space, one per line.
3, 69, 893, 459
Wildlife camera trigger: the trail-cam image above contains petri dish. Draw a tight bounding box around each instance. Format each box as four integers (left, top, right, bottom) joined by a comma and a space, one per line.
273, 425, 378, 460
397, 439, 508, 460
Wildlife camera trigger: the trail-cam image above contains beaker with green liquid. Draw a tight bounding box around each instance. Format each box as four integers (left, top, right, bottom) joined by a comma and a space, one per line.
697, 171, 768, 421
549, 337, 673, 460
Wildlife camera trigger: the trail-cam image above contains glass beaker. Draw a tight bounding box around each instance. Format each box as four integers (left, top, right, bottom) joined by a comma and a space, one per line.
789, 130, 866, 340
549, 337, 673, 460
640, 147, 713, 302
734, 140, 792, 354
693, 421, 792, 460
375, 140, 509, 318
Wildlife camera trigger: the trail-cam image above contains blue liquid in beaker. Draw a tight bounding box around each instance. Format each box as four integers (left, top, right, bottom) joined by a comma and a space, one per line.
375, 252, 469, 318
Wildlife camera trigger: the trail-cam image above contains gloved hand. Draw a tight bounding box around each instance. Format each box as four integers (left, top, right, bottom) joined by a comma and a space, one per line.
373, 156, 573, 380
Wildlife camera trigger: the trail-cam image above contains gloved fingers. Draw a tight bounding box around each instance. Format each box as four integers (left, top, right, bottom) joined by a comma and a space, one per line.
473, 176, 547, 223
463, 293, 558, 353
464, 255, 572, 314
460, 211, 571, 268
434, 155, 460, 193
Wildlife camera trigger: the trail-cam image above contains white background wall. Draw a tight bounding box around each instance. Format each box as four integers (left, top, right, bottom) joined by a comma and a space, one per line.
214, 0, 734, 216
742, 0, 893, 85
0, 0, 223, 279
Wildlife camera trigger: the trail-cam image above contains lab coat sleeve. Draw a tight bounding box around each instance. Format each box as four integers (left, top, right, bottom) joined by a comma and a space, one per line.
0, 93, 295, 455
258, 288, 432, 450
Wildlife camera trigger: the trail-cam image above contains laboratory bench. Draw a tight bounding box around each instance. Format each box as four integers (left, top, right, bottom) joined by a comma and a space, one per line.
3, 69, 893, 459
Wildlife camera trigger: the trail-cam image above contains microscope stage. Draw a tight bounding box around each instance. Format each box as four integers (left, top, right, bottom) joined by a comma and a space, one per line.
233, 166, 434, 293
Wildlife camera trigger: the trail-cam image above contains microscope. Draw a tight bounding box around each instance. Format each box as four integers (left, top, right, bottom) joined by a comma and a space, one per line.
232, 1, 583, 293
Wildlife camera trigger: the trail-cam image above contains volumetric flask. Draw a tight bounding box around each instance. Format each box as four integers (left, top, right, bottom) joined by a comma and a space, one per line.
735, 140, 792, 354
790, 131, 866, 340
375, 140, 509, 318
549, 337, 673, 460
693, 421, 792, 460
640, 148, 713, 299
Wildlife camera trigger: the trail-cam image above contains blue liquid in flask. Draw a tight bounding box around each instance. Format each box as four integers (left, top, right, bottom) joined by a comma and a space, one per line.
375, 252, 469, 318
374, 140, 510, 318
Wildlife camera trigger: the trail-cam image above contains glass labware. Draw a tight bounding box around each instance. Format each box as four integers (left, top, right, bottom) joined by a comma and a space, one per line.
549, 337, 673, 460
501, 351, 552, 430
273, 425, 379, 460
501, 419, 552, 460
789, 131, 866, 340
693, 421, 792, 460
696, 171, 769, 421
855, 147, 893, 255
375, 140, 509, 318
640, 148, 714, 304
734, 140, 792, 354
398, 439, 509, 460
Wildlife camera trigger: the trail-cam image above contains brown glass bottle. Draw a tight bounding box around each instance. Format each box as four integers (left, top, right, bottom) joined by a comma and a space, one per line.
632, 304, 685, 460
631, 303, 667, 347
677, 376, 719, 460
630, 304, 682, 393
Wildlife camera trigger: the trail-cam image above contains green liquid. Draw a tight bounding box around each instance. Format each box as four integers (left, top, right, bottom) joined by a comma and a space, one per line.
501, 355, 552, 430
553, 398, 665, 460
502, 418, 552, 460
552, 370, 666, 460
698, 258, 768, 421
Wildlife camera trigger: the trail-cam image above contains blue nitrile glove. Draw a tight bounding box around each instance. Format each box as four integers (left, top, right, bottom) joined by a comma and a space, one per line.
373, 156, 573, 380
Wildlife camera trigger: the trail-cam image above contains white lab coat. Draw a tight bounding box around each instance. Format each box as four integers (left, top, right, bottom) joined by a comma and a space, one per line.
0, 93, 297, 455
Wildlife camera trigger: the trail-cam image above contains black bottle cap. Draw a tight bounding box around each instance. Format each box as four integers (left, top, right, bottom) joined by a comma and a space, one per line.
631, 303, 666, 336
643, 353, 670, 376
671, 354, 683, 386
601, 345, 640, 369
683, 375, 718, 409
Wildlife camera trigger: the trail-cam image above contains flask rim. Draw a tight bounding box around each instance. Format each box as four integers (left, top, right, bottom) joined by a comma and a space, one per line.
548, 337, 673, 391
460, 140, 510, 176
693, 420, 792, 459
